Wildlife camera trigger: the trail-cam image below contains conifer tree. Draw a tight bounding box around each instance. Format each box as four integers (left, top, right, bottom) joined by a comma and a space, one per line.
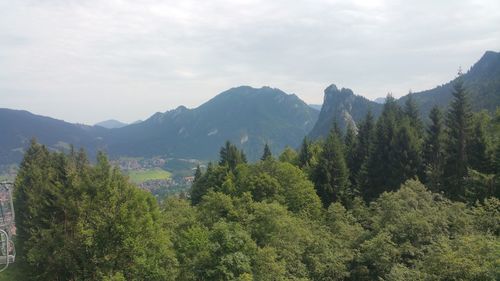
219, 141, 246, 170
298, 137, 312, 168
14, 141, 178, 280
423, 106, 446, 192
444, 77, 473, 200
353, 111, 375, 188
404, 92, 424, 135
312, 129, 350, 207
261, 143, 273, 161
344, 122, 358, 187
361, 96, 401, 200
390, 118, 422, 185
467, 112, 492, 174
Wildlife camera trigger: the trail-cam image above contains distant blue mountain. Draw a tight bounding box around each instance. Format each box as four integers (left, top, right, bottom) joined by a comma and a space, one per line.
95, 119, 128, 129
0, 86, 318, 164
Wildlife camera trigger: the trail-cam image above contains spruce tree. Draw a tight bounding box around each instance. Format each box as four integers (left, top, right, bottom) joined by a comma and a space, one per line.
298, 137, 312, 168
344, 122, 358, 187
361, 96, 401, 200
219, 141, 246, 170
423, 106, 445, 192
353, 111, 375, 189
467, 112, 491, 174
444, 77, 473, 200
14, 140, 51, 272
312, 129, 350, 207
261, 143, 273, 161
390, 118, 422, 186
14, 141, 178, 280
404, 92, 424, 135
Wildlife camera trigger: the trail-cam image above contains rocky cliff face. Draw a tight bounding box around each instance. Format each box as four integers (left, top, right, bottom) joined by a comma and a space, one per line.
309, 84, 382, 139
310, 51, 500, 140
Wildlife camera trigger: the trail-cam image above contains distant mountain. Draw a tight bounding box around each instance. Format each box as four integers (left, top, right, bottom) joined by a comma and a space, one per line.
95, 119, 128, 129
0, 109, 106, 165
308, 85, 382, 139
309, 104, 323, 111
0, 86, 319, 164
373, 97, 386, 104
103, 86, 319, 161
398, 50, 500, 118
310, 50, 500, 139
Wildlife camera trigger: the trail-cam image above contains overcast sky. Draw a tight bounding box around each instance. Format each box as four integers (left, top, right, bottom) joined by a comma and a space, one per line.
1, 0, 499, 124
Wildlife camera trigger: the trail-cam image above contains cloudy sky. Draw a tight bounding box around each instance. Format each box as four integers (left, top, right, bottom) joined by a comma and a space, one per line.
1, 0, 499, 124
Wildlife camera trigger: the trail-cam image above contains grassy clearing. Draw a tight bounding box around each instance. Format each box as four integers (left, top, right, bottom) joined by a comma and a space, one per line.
127, 168, 171, 184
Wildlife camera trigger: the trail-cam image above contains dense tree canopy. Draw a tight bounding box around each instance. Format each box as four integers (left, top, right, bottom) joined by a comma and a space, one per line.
14, 141, 177, 281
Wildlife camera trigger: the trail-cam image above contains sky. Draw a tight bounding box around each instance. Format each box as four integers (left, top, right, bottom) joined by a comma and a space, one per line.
1, 0, 499, 124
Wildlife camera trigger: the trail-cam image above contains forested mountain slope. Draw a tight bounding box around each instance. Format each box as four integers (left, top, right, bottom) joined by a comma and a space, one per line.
102, 86, 319, 161
310, 51, 500, 139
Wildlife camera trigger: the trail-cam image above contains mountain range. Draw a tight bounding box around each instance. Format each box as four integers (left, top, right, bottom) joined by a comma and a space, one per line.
95, 119, 129, 129
0, 86, 318, 164
0, 109, 106, 165
100, 86, 319, 161
1, 50, 499, 165
309, 50, 500, 139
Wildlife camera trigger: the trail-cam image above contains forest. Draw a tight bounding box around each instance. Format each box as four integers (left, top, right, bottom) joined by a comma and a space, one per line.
7, 78, 500, 280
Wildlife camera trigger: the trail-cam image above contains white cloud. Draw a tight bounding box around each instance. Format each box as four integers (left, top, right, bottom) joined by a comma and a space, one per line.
1, 0, 499, 124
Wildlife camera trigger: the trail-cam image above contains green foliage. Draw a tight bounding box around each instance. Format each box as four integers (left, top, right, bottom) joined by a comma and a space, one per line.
404, 93, 424, 136
444, 78, 473, 200
468, 111, 493, 174
472, 197, 500, 235
219, 141, 247, 170
14, 141, 178, 280
278, 146, 298, 165
361, 95, 423, 200
261, 143, 273, 161
312, 128, 351, 207
423, 106, 446, 192
10, 140, 500, 280
419, 234, 499, 280
298, 137, 313, 168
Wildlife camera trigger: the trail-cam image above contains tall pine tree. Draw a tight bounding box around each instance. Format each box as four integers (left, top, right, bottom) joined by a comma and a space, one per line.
261, 143, 273, 161
361, 95, 401, 200
298, 137, 312, 168
467, 112, 492, 174
444, 77, 473, 200
344, 122, 358, 188
312, 128, 350, 207
14, 141, 178, 280
219, 141, 246, 170
390, 118, 422, 186
423, 106, 446, 192
404, 92, 424, 135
